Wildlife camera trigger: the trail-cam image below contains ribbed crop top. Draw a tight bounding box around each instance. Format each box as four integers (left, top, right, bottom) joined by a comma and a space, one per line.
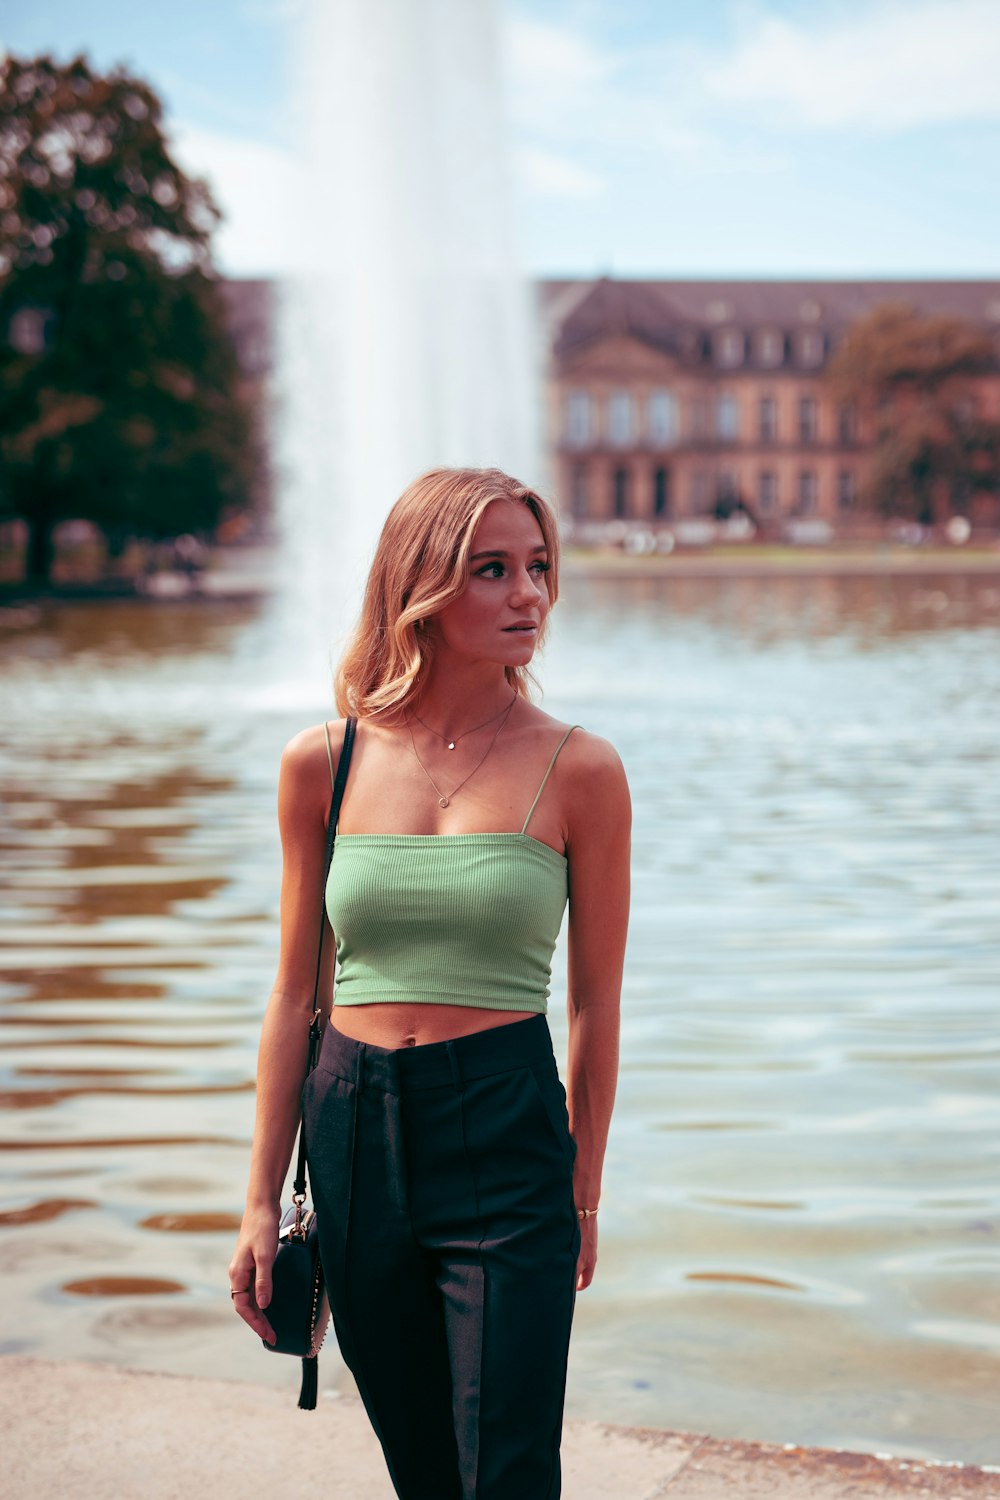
325, 726, 578, 1014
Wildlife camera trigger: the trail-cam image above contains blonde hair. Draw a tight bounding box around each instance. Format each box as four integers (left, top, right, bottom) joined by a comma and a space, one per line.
335, 467, 560, 720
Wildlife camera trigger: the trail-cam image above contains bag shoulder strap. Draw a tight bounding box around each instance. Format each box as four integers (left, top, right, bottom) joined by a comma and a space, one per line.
292, 716, 357, 1200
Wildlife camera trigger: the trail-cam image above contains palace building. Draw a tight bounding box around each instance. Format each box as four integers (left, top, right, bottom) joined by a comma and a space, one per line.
537, 278, 1000, 532
219, 277, 1000, 534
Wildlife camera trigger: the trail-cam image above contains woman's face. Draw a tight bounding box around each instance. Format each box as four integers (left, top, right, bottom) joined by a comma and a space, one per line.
429, 500, 551, 669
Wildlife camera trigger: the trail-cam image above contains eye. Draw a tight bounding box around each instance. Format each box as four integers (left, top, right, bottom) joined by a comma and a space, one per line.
476, 561, 505, 578
531, 560, 551, 575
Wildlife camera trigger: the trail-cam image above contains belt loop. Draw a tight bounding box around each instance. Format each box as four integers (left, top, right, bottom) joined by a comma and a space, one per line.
445, 1038, 463, 1092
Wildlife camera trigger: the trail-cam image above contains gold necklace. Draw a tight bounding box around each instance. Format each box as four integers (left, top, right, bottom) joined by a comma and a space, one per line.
406, 694, 517, 807
411, 691, 516, 750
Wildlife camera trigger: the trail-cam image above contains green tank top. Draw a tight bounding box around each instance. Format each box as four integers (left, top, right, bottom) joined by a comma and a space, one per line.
325, 726, 578, 1013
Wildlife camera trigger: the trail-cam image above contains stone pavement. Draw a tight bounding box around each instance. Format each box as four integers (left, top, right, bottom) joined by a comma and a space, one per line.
3, 1357, 998, 1499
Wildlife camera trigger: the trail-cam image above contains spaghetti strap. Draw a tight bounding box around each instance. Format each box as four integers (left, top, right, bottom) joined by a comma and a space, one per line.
323, 721, 336, 791
520, 726, 579, 835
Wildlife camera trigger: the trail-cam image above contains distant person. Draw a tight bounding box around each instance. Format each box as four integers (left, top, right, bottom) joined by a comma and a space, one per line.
172, 533, 206, 591
229, 467, 631, 1499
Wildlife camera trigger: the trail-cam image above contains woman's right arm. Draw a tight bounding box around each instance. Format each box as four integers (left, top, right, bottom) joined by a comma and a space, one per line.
228, 722, 341, 1343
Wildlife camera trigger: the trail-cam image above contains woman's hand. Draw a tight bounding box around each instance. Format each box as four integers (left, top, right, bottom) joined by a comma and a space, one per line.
228, 1205, 280, 1344
575, 1214, 598, 1291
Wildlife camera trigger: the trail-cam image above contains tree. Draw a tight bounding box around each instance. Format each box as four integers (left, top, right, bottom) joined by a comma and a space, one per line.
827, 304, 1000, 526
0, 54, 254, 585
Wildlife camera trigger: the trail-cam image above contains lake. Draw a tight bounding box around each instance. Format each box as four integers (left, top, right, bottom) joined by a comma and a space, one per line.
1, 566, 999, 1466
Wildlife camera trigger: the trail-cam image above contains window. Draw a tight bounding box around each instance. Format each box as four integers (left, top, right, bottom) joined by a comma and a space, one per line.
715, 328, 744, 368
607, 391, 635, 447
796, 330, 824, 367
570, 463, 589, 517
716, 471, 740, 514
758, 470, 778, 514
798, 470, 818, 512
647, 389, 677, 445
653, 466, 670, 518
715, 394, 739, 442
689, 397, 708, 440
690, 471, 710, 513
837, 403, 857, 446
756, 328, 784, 368
612, 466, 629, 518
798, 396, 818, 443
565, 390, 592, 447
836, 471, 856, 511
759, 396, 777, 443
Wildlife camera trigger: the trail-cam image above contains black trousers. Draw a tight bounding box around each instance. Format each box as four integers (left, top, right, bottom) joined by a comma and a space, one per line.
301, 1011, 581, 1500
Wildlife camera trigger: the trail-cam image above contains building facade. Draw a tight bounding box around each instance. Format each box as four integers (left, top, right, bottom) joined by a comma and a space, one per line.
539, 278, 1000, 532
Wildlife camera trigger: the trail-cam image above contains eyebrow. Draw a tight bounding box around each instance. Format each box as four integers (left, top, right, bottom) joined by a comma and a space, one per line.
470, 545, 548, 560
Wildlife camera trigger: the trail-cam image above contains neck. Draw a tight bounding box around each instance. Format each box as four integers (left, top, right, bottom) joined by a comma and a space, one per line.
411, 663, 514, 738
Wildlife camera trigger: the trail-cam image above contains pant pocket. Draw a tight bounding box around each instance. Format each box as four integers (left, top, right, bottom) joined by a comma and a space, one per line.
519, 1063, 578, 1172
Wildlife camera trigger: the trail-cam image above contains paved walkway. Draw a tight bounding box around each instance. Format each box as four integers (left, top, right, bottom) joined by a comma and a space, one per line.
3, 1357, 997, 1498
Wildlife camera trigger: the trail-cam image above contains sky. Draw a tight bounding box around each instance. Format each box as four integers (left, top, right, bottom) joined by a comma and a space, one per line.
4, 0, 1000, 280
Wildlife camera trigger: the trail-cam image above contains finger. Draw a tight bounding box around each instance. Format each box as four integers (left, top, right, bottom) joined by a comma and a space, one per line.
255, 1266, 272, 1311
231, 1289, 277, 1344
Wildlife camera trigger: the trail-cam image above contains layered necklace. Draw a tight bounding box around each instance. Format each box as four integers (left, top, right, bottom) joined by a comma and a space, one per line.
406, 692, 517, 807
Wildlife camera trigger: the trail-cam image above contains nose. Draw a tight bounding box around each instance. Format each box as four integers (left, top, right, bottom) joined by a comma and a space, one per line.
509, 567, 546, 608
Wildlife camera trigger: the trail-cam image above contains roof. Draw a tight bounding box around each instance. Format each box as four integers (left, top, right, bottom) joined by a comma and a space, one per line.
539, 276, 1000, 368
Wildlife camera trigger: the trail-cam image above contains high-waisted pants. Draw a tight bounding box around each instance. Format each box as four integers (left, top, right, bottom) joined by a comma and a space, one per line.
300, 1011, 581, 1500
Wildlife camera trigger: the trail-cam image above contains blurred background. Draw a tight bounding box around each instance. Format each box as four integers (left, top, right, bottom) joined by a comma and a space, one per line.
1, 0, 999, 1469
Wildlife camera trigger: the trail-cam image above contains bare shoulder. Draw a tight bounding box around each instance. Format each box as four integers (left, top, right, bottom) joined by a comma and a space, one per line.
278, 717, 348, 817
558, 725, 631, 821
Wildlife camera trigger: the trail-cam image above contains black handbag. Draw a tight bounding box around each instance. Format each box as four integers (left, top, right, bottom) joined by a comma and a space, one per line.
263, 715, 357, 1409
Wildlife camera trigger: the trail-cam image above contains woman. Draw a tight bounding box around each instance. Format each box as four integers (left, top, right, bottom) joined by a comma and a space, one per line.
229, 467, 630, 1499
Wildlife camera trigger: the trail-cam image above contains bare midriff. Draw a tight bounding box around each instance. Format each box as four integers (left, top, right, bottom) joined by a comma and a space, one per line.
328, 1002, 540, 1049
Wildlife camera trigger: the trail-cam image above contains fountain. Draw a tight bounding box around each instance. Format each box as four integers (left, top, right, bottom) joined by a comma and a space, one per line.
272, 0, 542, 689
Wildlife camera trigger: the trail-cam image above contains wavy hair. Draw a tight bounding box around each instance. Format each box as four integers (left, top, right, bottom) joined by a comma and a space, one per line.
335, 467, 560, 720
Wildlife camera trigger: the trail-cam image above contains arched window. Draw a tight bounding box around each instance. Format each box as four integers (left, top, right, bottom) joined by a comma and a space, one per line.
715, 394, 739, 442
796, 330, 825, 368
837, 404, 857, 445
564, 390, 592, 446
836, 471, 856, 511
755, 328, 784, 368
566, 393, 590, 444
570, 463, 589, 517
758, 470, 778, 513
715, 328, 744, 367
607, 391, 635, 447
647, 390, 677, 445
758, 396, 777, 443
798, 470, 818, 512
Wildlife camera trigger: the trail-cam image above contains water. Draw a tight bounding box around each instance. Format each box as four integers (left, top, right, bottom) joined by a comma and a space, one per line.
2, 570, 1000, 1466
276, 0, 541, 679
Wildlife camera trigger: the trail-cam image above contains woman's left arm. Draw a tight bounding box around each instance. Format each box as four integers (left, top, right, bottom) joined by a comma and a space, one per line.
563, 731, 632, 1291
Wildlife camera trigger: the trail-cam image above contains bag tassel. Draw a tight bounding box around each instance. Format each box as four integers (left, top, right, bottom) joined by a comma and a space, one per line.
298, 1355, 319, 1411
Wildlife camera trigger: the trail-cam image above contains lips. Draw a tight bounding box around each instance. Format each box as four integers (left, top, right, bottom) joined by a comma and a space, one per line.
503, 622, 538, 632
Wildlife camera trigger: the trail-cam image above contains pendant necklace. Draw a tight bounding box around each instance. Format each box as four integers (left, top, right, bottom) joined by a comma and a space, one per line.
406, 693, 517, 807
411, 692, 516, 751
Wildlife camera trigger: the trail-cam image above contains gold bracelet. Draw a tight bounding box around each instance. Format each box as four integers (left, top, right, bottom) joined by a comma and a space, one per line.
576, 1206, 599, 1220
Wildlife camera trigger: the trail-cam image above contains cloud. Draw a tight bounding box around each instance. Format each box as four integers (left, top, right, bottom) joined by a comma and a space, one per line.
501, 11, 618, 140
513, 144, 605, 198
171, 124, 313, 275
705, 0, 1000, 130
501, 7, 788, 182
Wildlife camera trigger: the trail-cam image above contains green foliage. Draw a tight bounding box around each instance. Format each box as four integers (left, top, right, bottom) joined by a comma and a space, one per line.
827, 304, 1000, 522
0, 53, 254, 583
